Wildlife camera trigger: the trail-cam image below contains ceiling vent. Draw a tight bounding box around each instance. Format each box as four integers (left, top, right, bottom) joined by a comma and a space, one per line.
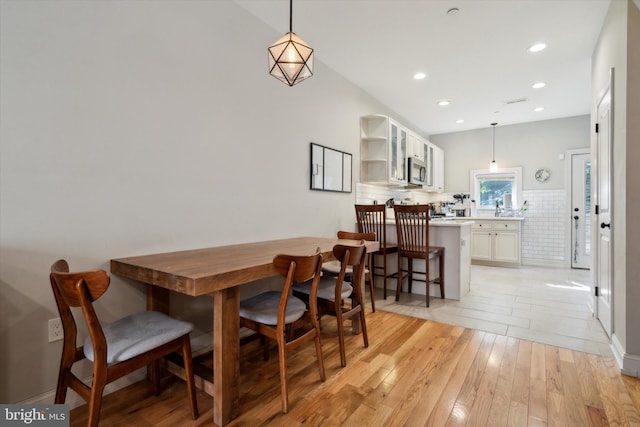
505, 97, 529, 105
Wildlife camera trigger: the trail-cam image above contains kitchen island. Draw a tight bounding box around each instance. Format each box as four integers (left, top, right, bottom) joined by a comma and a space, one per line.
381, 219, 473, 301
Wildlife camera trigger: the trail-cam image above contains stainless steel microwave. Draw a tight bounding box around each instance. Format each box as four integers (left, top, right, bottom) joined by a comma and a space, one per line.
408, 157, 426, 185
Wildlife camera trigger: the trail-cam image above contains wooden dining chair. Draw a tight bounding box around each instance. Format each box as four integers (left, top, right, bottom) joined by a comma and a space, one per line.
321, 230, 377, 312
355, 204, 398, 300
393, 204, 445, 307
293, 242, 369, 367
49, 260, 198, 427
239, 253, 325, 414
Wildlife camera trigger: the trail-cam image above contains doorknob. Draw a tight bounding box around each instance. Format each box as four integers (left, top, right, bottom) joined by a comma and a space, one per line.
600, 222, 611, 229
573, 216, 579, 220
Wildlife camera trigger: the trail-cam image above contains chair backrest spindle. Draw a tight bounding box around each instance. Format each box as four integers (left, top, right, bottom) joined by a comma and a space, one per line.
394, 205, 430, 255
355, 204, 387, 246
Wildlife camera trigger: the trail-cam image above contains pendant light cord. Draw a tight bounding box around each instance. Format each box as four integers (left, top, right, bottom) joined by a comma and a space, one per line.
491, 122, 497, 161
289, 0, 293, 33
492, 127, 495, 161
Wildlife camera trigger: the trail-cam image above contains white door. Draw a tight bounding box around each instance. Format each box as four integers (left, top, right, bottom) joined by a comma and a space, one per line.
571, 152, 591, 269
595, 81, 613, 337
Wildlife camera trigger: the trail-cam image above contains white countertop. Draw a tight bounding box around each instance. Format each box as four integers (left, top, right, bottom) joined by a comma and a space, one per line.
454, 216, 525, 221
381, 216, 524, 227
430, 219, 475, 227
384, 218, 474, 227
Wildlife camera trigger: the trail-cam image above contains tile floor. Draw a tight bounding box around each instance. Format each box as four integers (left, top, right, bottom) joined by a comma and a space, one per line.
372, 264, 613, 357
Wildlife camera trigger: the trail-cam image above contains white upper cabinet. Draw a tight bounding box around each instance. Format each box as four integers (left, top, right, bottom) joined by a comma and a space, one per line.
433, 144, 444, 192
360, 115, 443, 191
424, 142, 434, 190
421, 140, 443, 193
407, 132, 425, 162
390, 121, 407, 183
360, 115, 407, 185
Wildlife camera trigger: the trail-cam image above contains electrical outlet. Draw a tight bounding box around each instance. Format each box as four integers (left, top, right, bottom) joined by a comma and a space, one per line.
48, 318, 63, 342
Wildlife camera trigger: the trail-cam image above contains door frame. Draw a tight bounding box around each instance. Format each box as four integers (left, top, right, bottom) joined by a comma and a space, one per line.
564, 148, 591, 270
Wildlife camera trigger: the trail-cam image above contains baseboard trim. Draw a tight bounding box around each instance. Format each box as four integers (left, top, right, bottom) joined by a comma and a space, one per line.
521, 258, 566, 268
472, 260, 522, 268
611, 334, 640, 377
19, 369, 146, 409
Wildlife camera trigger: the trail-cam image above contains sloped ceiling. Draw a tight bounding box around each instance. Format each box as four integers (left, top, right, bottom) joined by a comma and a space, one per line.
236, 0, 611, 135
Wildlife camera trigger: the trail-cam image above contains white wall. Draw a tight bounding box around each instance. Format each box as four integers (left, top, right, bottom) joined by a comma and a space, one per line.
0, 0, 404, 402
627, 0, 640, 363
591, 0, 640, 374
430, 115, 590, 192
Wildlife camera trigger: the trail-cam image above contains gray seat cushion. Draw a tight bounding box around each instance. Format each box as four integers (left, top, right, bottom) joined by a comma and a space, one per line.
84, 310, 193, 365
240, 291, 306, 325
292, 277, 353, 302
322, 260, 369, 276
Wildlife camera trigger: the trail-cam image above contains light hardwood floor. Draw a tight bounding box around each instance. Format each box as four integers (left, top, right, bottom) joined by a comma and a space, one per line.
70, 309, 640, 426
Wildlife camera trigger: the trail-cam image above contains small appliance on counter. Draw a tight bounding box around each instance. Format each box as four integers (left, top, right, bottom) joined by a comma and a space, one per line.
436, 201, 455, 217
452, 193, 471, 217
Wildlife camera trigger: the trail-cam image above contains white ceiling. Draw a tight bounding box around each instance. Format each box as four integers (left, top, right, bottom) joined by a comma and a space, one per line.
236, 0, 611, 136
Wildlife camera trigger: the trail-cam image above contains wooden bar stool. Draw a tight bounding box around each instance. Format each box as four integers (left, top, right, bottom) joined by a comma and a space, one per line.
355, 204, 398, 300
393, 204, 445, 307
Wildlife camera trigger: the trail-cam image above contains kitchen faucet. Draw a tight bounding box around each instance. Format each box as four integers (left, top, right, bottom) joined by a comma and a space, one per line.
495, 199, 501, 217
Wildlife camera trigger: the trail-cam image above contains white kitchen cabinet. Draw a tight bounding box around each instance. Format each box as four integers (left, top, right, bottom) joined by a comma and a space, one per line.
433, 144, 444, 192
407, 132, 425, 162
471, 223, 493, 260
360, 115, 407, 185
470, 219, 522, 266
494, 228, 520, 263
424, 142, 434, 189
391, 122, 407, 183
360, 115, 445, 190
422, 141, 443, 192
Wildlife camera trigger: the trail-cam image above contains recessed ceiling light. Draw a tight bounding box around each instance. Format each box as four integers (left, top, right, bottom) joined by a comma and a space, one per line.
413, 72, 426, 80
455, 119, 464, 124
438, 100, 450, 106
528, 43, 547, 53
532, 82, 546, 89
534, 107, 545, 112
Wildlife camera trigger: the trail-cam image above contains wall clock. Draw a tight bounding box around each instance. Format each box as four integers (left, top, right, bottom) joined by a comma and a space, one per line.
535, 168, 551, 183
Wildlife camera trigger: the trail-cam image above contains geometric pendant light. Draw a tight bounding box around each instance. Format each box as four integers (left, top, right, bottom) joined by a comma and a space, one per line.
489, 122, 499, 172
268, 0, 314, 86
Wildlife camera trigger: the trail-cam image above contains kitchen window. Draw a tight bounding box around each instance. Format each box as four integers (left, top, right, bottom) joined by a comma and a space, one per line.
470, 167, 522, 214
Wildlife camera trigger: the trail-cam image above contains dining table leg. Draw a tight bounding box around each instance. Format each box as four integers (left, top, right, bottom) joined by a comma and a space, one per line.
146, 285, 170, 380
213, 286, 240, 426
147, 284, 170, 313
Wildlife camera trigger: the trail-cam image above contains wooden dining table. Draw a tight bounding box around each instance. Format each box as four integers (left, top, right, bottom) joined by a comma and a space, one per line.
110, 236, 379, 426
